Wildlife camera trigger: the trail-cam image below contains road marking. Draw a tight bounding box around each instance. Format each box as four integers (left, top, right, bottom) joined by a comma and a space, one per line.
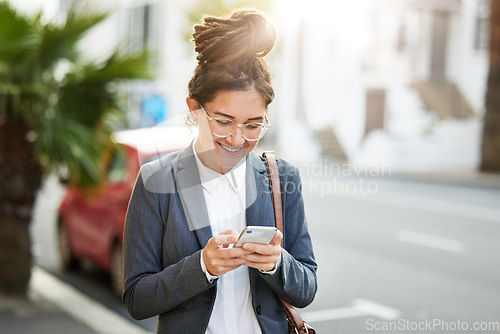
30, 266, 154, 334
302, 299, 400, 323
395, 229, 465, 253
352, 298, 400, 320
345, 189, 500, 224
301, 307, 366, 322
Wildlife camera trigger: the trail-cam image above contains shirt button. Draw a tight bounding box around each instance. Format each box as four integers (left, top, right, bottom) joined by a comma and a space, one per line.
256, 305, 261, 315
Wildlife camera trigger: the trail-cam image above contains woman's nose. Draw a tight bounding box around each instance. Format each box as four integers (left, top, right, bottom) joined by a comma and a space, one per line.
226, 127, 245, 146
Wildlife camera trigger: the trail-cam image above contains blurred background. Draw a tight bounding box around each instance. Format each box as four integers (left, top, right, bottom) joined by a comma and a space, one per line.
5, 0, 494, 170
2, 0, 500, 333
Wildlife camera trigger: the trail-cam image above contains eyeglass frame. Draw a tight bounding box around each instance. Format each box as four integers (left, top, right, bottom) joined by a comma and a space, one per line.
197, 103, 271, 142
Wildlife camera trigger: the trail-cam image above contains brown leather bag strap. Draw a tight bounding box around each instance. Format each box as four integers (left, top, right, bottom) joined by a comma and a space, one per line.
262, 151, 309, 333
262, 151, 283, 246
280, 297, 309, 332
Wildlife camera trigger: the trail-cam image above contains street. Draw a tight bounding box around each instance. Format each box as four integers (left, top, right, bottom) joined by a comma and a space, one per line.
301, 171, 500, 333
30, 171, 500, 333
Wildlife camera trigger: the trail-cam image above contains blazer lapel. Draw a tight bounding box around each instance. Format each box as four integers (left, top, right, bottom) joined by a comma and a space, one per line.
245, 152, 275, 228
246, 152, 282, 301
175, 143, 213, 247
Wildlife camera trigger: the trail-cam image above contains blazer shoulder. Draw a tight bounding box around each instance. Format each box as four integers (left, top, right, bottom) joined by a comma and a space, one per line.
137, 150, 182, 194
141, 150, 181, 174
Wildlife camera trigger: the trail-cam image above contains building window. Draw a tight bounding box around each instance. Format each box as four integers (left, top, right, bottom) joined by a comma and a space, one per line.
127, 4, 161, 54
397, 21, 407, 52
475, 0, 490, 50
365, 89, 386, 137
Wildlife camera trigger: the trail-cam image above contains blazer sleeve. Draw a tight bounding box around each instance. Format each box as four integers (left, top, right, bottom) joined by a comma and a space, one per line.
122, 163, 216, 320
259, 162, 318, 308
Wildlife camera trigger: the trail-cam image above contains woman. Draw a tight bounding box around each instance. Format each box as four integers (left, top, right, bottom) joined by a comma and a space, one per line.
122, 8, 317, 334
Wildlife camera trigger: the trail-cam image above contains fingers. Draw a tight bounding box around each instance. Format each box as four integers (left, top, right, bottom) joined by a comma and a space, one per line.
239, 231, 282, 272
203, 251, 247, 276
270, 230, 283, 245
203, 230, 252, 276
241, 250, 281, 272
213, 229, 239, 248
241, 252, 280, 264
213, 234, 238, 247
219, 229, 239, 236
241, 230, 283, 254
203, 229, 282, 275
206, 238, 251, 259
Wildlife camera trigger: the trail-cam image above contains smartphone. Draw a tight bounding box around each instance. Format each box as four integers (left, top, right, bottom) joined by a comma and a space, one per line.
234, 226, 277, 248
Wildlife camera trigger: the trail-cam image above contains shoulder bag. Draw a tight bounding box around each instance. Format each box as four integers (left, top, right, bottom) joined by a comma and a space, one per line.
262, 151, 317, 334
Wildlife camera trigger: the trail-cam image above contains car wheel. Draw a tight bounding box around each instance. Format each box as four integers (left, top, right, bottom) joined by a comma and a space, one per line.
110, 241, 124, 298
58, 221, 79, 270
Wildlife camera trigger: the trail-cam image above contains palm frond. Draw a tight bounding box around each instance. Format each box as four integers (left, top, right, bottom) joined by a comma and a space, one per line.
0, 2, 40, 61
38, 8, 108, 69
36, 111, 111, 188
84, 50, 153, 83
57, 79, 117, 127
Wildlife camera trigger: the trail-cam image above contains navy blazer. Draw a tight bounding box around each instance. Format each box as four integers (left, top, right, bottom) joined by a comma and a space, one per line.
122, 143, 317, 334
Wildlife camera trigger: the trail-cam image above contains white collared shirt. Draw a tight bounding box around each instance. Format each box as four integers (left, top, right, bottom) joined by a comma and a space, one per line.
193, 144, 262, 334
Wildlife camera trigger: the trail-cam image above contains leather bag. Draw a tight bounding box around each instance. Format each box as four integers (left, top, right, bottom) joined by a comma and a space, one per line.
262, 151, 317, 334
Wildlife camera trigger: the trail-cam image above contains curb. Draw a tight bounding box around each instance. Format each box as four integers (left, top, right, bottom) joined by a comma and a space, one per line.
30, 266, 153, 334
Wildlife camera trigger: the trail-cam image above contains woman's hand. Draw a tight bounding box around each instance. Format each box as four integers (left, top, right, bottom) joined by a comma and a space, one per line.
239, 230, 283, 272
202, 229, 252, 276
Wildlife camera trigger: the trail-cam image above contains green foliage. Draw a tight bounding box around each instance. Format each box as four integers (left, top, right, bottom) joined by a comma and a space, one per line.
0, 2, 40, 61
38, 9, 108, 68
0, 1, 152, 189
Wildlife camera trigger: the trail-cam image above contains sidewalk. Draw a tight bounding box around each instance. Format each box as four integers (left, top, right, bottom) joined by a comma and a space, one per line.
390, 170, 500, 190
0, 266, 153, 334
0, 294, 95, 334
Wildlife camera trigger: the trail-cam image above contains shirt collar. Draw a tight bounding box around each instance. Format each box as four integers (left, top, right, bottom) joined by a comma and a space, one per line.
192, 141, 246, 194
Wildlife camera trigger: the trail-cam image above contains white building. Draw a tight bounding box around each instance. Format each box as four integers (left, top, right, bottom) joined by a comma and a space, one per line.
274, 0, 489, 172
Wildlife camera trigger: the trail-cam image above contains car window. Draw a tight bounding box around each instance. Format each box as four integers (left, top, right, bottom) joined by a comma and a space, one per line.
108, 148, 126, 183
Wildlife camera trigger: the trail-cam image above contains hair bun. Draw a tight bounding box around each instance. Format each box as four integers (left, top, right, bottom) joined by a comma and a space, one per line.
193, 8, 276, 67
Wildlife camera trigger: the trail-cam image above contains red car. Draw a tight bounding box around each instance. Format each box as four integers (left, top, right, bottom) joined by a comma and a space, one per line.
57, 126, 195, 296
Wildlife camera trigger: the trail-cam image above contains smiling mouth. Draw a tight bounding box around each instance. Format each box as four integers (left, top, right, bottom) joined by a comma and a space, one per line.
219, 142, 243, 154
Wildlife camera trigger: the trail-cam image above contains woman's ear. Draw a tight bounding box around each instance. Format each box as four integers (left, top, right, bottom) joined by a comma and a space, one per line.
186, 97, 200, 123
186, 97, 200, 111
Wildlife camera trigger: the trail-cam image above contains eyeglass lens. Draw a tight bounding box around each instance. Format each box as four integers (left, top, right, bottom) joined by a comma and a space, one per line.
210, 118, 266, 140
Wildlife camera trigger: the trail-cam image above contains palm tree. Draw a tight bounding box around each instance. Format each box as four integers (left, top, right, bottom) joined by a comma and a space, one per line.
0, 2, 151, 296
481, 0, 500, 172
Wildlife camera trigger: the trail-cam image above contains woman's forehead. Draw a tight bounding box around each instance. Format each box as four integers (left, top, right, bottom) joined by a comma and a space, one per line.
207, 90, 266, 118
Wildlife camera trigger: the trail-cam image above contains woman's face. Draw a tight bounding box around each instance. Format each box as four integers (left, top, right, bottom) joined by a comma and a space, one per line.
187, 89, 267, 174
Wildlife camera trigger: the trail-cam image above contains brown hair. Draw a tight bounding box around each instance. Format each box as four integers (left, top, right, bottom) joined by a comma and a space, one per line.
188, 9, 276, 107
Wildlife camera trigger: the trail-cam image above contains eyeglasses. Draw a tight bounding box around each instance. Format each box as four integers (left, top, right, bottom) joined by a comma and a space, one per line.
198, 104, 271, 142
